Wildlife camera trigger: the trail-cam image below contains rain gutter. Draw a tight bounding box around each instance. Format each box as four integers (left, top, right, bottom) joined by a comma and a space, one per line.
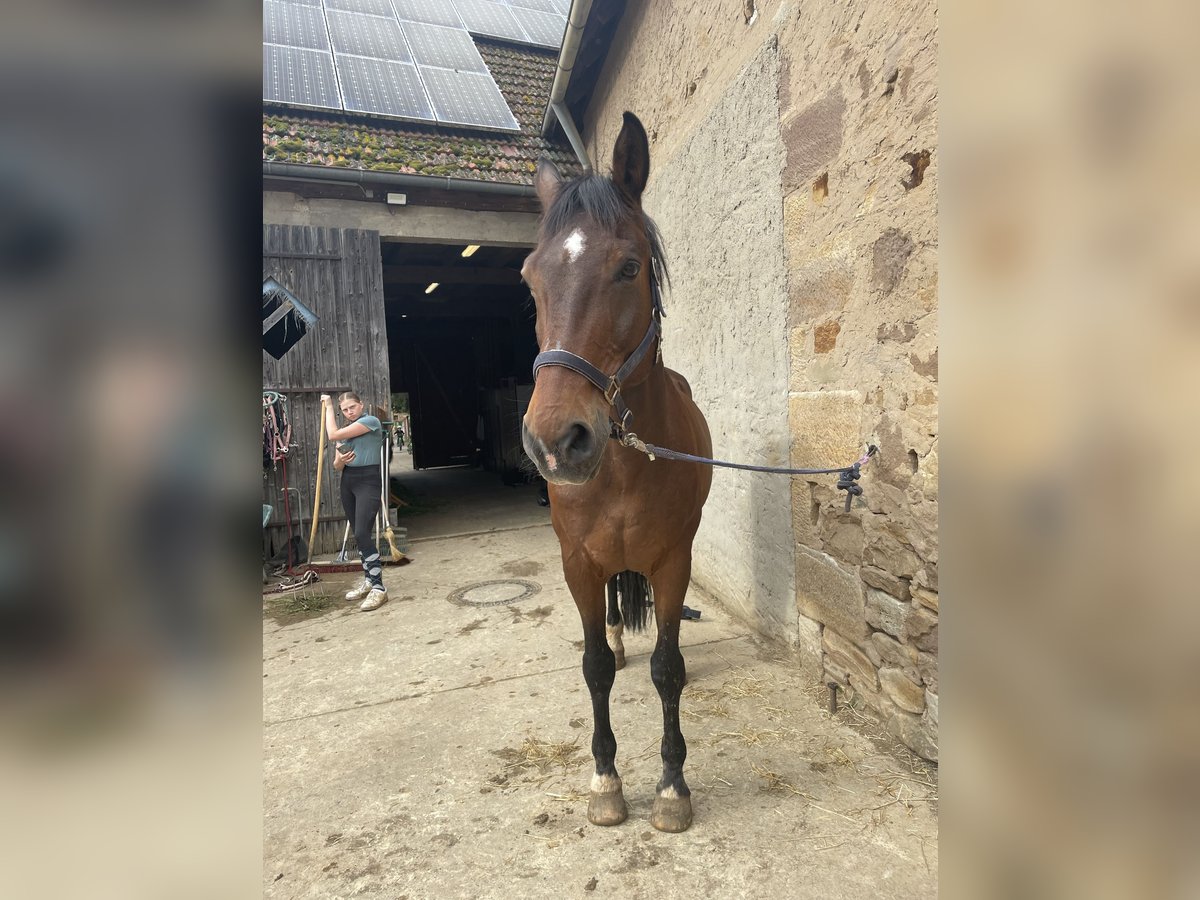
262, 161, 536, 196
540, 0, 594, 174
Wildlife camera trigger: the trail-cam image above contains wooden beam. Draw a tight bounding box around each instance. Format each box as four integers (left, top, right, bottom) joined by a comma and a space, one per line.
262, 299, 295, 335
383, 266, 521, 286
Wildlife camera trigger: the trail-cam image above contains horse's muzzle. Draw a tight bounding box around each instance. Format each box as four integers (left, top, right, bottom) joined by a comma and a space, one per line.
522, 418, 606, 484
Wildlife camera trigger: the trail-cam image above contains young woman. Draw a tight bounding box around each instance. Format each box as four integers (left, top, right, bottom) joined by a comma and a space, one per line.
321, 391, 388, 611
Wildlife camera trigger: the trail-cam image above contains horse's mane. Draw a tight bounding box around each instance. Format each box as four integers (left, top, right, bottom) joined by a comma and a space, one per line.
540, 174, 671, 303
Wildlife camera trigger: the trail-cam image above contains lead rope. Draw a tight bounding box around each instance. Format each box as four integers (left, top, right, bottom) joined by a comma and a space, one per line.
613, 425, 877, 513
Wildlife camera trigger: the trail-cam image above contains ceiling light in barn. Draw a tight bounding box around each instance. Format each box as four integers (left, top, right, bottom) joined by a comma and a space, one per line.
425, 282, 439, 294
462, 244, 480, 257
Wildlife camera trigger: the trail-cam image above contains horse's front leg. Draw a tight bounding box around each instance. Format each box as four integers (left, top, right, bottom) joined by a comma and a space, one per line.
648, 548, 694, 832
565, 561, 627, 826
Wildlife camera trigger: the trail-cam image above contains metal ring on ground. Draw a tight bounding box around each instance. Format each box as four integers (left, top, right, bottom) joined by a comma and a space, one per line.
447, 579, 541, 608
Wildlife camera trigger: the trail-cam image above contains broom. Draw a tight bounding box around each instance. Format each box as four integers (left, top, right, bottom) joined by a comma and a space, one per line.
381, 437, 405, 563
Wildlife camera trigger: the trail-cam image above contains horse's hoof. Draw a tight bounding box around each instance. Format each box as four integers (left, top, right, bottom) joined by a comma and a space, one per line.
613, 651, 625, 671
650, 793, 693, 833
587, 790, 628, 826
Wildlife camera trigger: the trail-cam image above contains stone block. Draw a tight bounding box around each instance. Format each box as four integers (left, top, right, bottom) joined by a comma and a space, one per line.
870, 630, 919, 670
912, 587, 938, 612
870, 228, 915, 296
864, 589, 911, 641
789, 391, 863, 479
793, 613, 824, 684
914, 625, 937, 654
888, 709, 938, 762
879, 667, 925, 714
914, 563, 938, 592
862, 517, 923, 580
819, 515, 864, 566
911, 348, 938, 381
813, 319, 841, 353
822, 627, 878, 690
917, 651, 938, 692
850, 673, 888, 715
796, 545, 868, 644
863, 639, 883, 669
823, 656, 851, 688
925, 690, 938, 727
782, 91, 845, 193
861, 565, 911, 601
866, 590, 938, 652
787, 256, 855, 326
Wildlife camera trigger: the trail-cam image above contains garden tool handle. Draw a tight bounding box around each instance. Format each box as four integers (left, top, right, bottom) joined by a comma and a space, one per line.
307, 396, 330, 563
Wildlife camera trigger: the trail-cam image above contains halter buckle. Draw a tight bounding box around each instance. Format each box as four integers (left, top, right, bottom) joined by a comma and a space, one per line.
604, 378, 621, 406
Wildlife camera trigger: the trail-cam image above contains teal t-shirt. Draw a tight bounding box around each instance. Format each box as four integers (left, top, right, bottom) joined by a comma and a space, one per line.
338, 415, 383, 467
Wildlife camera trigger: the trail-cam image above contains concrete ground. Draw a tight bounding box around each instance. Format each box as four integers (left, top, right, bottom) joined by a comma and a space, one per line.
264, 458, 938, 898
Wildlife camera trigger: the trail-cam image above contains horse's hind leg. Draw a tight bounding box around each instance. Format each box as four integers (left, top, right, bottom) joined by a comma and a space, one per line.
566, 564, 627, 826
605, 577, 625, 670
648, 548, 694, 832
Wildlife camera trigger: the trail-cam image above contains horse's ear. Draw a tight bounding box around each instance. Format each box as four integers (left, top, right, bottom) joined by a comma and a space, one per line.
534, 158, 562, 211
611, 112, 649, 203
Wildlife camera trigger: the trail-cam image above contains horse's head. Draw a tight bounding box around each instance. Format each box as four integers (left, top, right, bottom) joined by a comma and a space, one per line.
521, 112, 665, 485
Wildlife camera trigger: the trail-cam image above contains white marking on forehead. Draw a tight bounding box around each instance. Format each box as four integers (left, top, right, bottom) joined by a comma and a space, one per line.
563, 229, 586, 261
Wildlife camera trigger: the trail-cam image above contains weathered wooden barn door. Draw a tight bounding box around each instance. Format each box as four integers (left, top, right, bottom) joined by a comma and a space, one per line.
263, 225, 388, 556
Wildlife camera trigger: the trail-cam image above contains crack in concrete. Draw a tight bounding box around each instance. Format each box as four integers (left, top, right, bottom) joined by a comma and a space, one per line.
264, 634, 749, 727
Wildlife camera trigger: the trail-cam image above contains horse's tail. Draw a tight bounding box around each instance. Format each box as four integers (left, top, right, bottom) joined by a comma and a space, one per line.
609, 570, 652, 634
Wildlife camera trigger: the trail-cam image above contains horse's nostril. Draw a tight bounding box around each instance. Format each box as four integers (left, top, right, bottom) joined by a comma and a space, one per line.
560, 422, 593, 458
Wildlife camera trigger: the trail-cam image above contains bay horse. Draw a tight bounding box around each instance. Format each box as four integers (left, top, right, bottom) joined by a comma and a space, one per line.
521, 112, 713, 833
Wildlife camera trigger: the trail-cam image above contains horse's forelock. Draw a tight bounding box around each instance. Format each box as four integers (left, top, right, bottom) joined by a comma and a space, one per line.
540, 174, 670, 298
540, 174, 628, 238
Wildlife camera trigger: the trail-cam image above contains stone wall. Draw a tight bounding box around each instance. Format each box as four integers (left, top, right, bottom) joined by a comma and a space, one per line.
582, 0, 938, 759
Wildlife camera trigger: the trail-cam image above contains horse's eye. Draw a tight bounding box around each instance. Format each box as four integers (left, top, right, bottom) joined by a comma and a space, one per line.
620, 260, 641, 280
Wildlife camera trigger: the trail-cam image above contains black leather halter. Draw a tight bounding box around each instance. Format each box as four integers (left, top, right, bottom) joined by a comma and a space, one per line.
531, 281, 664, 430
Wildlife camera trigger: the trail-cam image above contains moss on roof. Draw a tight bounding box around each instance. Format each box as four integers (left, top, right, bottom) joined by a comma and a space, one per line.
262, 40, 579, 184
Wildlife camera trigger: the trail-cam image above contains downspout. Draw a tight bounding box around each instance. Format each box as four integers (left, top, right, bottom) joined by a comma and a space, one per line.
550, 100, 592, 176
541, 0, 594, 175
262, 161, 536, 196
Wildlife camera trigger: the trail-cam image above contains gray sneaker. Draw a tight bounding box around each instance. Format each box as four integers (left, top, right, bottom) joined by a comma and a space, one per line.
345, 578, 372, 602
360, 588, 388, 611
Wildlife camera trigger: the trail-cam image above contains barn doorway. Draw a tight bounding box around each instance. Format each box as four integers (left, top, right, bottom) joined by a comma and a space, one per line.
382, 239, 546, 533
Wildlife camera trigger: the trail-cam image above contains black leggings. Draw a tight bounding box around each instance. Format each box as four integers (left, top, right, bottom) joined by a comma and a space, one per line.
339, 465, 383, 589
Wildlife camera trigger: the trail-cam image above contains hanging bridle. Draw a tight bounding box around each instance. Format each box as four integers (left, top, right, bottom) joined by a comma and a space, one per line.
531, 279, 665, 432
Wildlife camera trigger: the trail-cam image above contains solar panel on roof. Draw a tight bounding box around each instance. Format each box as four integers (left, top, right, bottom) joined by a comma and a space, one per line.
262, 0, 534, 130
393, 0, 465, 28
420, 66, 520, 131
506, 0, 562, 14
508, 7, 565, 47
451, 0, 530, 44
402, 21, 487, 73
325, 0, 394, 16
327, 10, 411, 61
263, 1, 331, 51
264, 44, 342, 110
339, 55, 436, 120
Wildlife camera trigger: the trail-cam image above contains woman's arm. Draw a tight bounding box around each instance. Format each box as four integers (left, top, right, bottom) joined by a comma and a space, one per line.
332, 447, 355, 471
320, 396, 371, 442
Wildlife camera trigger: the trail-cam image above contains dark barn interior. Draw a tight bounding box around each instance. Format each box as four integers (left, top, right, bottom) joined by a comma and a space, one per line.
383, 239, 538, 484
